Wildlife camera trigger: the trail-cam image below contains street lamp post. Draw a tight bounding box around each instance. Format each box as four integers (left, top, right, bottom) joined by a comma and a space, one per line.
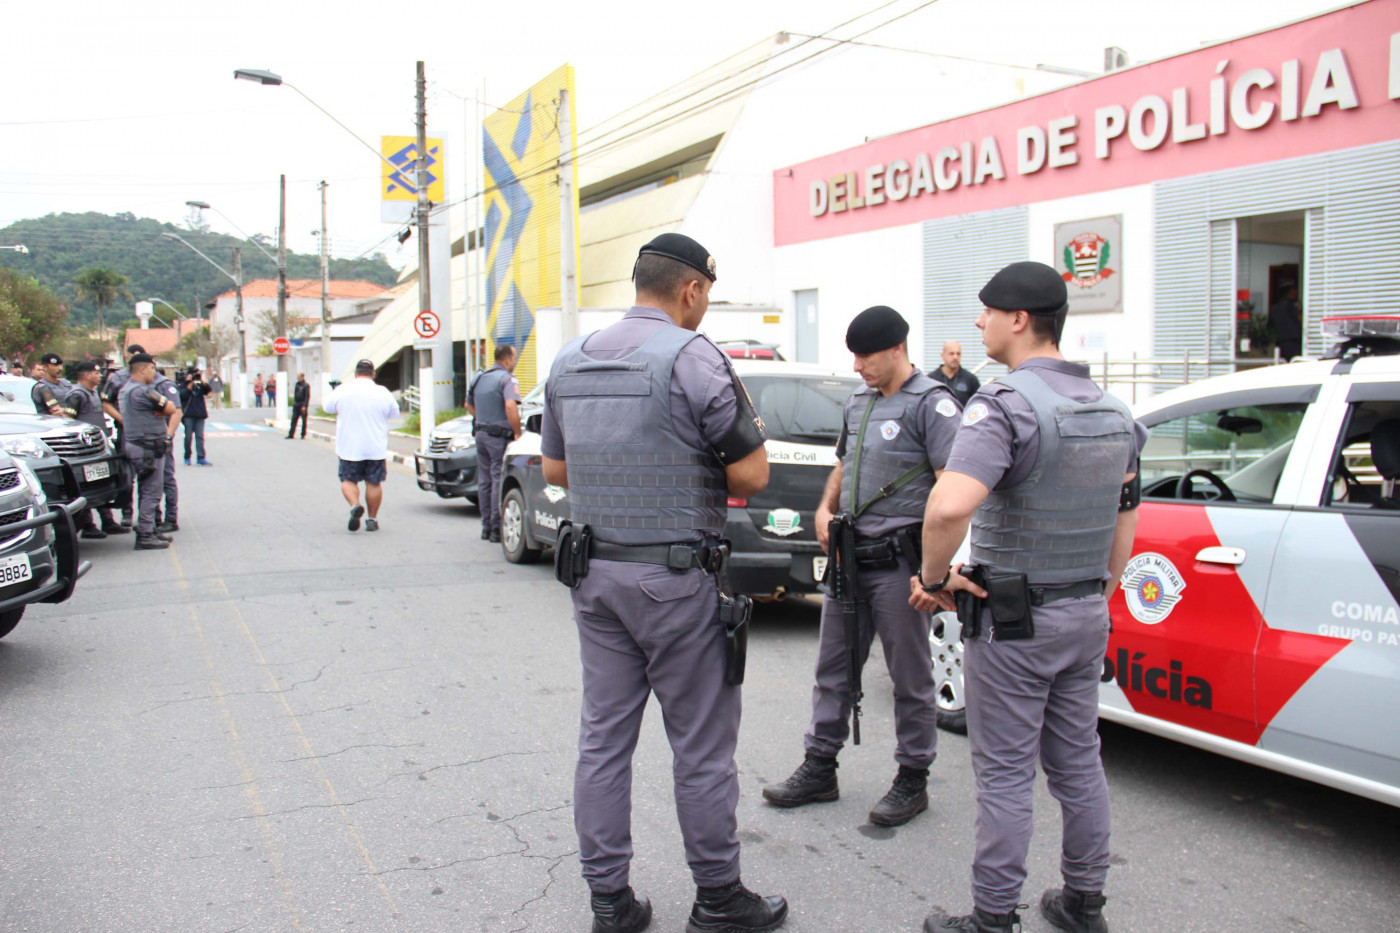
0, 245, 29, 254
160, 232, 247, 397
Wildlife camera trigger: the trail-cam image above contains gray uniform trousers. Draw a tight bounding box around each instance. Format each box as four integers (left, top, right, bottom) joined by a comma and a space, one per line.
162, 451, 178, 522
123, 443, 164, 535
572, 559, 741, 893
804, 556, 939, 768
475, 433, 509, 533
964, 595, 1113, 913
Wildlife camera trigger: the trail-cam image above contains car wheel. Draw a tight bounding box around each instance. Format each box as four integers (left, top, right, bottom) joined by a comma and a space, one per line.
500, 488, 541, 564
0, 607, 23, 640
931, 611, 967, 734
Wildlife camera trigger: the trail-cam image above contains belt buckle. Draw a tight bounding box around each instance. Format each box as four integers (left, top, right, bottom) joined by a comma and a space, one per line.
667, 544, 696, 572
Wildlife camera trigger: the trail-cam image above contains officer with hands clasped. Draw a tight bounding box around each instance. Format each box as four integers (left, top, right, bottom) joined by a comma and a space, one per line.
540, 233, 787, 933
466, 343, 523, 543
68, 360, 128, 538
118, 354, 183, 551
31, 353, 74, 417
762, 306, 960, 827
909, 262, 1146, 933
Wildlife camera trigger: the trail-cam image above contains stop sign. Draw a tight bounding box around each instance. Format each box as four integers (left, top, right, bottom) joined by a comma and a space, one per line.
273, 337, 291, 356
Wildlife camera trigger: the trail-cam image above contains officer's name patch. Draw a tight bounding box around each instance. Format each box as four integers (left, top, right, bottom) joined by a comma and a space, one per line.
935, 398, 958, 418
880, 420, 901, 440
962, 402, 989, 426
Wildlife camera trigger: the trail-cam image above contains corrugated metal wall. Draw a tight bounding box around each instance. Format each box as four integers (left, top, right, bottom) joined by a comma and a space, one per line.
921, 206, 1028, 377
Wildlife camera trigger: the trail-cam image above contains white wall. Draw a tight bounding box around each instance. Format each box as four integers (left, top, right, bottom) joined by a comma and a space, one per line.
772, 222, 925, 371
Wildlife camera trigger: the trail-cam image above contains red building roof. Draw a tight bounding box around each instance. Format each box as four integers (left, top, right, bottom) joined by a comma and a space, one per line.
213, 279, 389, 301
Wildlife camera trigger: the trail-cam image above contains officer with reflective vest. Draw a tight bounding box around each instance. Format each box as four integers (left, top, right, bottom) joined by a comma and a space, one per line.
31, 353, 74, 417
540, 233, 787, 933
910, 262, 1146, 933
762, 305, 961, 827
466, 343, 522, 543
118, 354, 183, 551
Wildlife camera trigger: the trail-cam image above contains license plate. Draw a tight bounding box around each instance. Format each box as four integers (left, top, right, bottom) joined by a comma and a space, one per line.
83, 461, 111, 482
812, 556, 828, 580
0, 553, 32, 588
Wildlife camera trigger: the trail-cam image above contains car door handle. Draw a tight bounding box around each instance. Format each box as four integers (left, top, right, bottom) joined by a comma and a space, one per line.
1196, 546, 1246, 566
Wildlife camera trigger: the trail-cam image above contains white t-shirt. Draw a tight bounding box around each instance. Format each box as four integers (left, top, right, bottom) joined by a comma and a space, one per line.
324, 377, 398, 461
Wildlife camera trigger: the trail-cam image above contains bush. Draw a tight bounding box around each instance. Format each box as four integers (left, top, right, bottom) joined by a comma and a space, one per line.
401, 406, 468, 434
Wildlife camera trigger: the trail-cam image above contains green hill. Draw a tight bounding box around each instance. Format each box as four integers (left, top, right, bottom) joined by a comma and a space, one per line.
0, 211, 400, 328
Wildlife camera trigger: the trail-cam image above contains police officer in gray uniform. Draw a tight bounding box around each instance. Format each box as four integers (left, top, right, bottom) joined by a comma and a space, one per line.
118, 354, 183, 550
102, 344, 146, 529
910, 262, 1146, 933
762, 306, 960, 827
31, 353, 74, 417
466, 343, 522, 543
540, 233, 787, 933
150, 366, 182, 534
68, 360, 128, 538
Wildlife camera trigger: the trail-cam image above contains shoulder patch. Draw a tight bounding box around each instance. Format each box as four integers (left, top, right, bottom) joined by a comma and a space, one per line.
962, 401, 990, 426
935, 398, 957, 418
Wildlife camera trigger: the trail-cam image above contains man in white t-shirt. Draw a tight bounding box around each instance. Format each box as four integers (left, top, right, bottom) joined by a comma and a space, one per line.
324, 359, 399, 532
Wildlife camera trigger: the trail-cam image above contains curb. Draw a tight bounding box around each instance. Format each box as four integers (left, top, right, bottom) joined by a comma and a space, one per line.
303, 427, 415, 467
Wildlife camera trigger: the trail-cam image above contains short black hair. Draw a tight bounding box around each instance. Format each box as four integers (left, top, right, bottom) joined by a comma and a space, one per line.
494, 343, 516, 362
633, 252, 703, 299
129, 353, 155, 367
1027, 307, 1068, 346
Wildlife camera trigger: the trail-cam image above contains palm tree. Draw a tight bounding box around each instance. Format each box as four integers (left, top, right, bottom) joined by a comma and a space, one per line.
73, 266, 131, 345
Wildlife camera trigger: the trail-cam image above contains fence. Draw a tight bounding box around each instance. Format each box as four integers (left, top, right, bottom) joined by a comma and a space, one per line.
973, 349, 1287, 406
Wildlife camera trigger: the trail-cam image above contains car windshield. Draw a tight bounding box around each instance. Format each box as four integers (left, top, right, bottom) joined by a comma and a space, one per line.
0, 377, 37, 414
743, 375, 858, 444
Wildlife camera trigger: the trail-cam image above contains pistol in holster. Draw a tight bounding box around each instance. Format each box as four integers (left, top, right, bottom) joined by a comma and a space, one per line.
956, 565, 1035, 642
553, 521, 593, 588
711, 544, 752, 686
129, 436, 169, 478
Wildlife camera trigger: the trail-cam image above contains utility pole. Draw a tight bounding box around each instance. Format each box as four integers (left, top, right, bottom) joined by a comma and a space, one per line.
319, 180, 331, 382
233, 247, 246, 375
559, 87, 578, 342
277, 173, 289, 423
415, 61, 433, 392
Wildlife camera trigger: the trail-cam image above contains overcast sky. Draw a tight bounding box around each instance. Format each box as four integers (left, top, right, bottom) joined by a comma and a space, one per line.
1, 0, 1350, 270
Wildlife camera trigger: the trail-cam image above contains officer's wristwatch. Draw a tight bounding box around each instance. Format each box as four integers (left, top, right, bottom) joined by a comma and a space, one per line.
918, 567, 950, 594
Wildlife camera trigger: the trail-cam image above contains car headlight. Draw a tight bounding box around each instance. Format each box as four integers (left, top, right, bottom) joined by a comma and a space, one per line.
448, 434, 475, 452
1, 436, 55, 460
13, 459, 46, 505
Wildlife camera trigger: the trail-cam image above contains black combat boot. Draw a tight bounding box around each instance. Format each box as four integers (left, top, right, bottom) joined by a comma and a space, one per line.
134, 533, 169, 551
760, 752, 838, 807
589, 886, 651, 933
155, 520, 179, 534
686, 879, 787, 933
868, 764, 929, 826
489, 529, 501, 544
1040, 887, 1108, 933
480, 525, 491, 540
924, 905, 1023, 932
101, 517, 130, 535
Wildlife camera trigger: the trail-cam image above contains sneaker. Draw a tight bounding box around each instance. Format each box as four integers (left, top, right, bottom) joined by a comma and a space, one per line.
761, 752, 839, 808
590, 887, 652, 933
348, 504, 364, 532
155, 521, 179, 534
197, 459, 212, 466
183, 458, 191, 466
80, 526, 108, 540
134, 534, 169, 550
868, 764, 930, 827
1040, 888, 1108, 933
686, 879, 787, 933
365, 518, 379, 532
924, 906, 1024, 933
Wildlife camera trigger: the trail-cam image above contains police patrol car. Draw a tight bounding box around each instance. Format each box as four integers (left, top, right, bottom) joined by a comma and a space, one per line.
498, 360, 862, 599
936, 314, 1400, 807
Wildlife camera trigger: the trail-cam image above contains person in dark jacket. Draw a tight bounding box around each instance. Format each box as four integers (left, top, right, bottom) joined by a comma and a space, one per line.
177, 368, 212, 466
287, 372, 311, 439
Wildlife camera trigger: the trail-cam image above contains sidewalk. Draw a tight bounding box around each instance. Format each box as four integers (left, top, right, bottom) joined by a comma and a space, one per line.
266, 414, 425, 466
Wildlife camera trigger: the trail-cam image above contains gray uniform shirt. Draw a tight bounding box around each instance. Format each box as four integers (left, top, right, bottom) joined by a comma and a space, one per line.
945, 356, 1148, 494
834, 369, 963, 538
541, 305, 743, 461
67, 384, 106, 432
119, 380, 174, 440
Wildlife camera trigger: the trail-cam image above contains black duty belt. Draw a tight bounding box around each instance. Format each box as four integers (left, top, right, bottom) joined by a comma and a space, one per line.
1030, 579, 1106, 606
474, 423, 513, 439
589, 540, 724, 573
852, 526, 922, 570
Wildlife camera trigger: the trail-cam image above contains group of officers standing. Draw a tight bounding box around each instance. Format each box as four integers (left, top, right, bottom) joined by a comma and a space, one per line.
27, 344, 212, 550
540, 233, 1146, 933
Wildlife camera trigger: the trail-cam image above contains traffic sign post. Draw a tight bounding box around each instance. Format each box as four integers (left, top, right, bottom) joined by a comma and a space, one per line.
273, 336, 292, 356
414, 310, 441, 339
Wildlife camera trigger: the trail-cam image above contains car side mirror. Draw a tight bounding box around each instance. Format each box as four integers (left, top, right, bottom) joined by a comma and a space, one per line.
525, 413, 542, 434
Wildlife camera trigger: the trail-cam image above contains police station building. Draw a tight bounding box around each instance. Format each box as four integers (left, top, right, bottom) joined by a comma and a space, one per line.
772, 0, 1400, 390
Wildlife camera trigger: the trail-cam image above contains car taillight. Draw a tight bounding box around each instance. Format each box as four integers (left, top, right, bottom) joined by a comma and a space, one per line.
727, 497, 747, 508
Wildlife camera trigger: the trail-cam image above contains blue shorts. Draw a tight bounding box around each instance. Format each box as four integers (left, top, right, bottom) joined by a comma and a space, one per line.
338, 458, 387, 484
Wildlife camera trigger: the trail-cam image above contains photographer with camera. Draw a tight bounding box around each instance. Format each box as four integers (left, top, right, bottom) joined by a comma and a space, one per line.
178, 366, 213, 467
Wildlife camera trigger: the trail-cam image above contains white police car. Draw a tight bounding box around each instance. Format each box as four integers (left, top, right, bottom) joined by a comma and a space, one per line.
496, 360, 862, 600
935, 314, 1400, 807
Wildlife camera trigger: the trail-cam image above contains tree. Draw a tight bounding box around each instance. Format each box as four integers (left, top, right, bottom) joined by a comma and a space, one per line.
180, 324, 238, 365
73, 266, 130, 343
0, 269, 69, 364
254, 308, 314, 342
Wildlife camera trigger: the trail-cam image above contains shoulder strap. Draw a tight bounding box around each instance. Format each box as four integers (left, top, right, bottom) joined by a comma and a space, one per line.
848, 391, 934, 518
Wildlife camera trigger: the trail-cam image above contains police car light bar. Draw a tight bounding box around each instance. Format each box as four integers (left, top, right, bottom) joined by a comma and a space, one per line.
1320, 314, 1400, 341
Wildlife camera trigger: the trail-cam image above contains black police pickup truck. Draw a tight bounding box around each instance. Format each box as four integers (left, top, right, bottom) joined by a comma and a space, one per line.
497, 361, 860, 600
0, 376, 126, 511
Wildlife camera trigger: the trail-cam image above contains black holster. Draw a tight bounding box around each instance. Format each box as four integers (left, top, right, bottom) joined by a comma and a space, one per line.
553, 521, 592, 588
712, 544, 751, 686
957, 565, 1035, 642
129, 436, 169, 477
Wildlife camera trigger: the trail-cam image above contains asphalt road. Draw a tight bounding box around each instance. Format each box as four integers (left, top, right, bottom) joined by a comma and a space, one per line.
2, 410, 1397, 932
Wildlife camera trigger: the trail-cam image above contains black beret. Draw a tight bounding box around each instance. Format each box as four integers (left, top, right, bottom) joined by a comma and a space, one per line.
638, 232, 717, 282
845, 305, 909, 354
980, 261, 1068, 316
74, 361, 99, 373
39, 352, 62, 365
126, 344, 145, 355
128, 353, 155, 365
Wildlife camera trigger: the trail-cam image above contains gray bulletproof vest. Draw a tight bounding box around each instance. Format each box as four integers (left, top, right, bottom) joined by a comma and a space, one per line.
839, 373, 942, 535
67, 384, 105, 430
119, 381, 168, 440
552, 324, 727, 545
471, 366, 511, 426
970, 368, 1134, 585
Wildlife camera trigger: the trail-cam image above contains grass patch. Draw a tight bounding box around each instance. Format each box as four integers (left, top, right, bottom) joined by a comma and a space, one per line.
401, 406, 468, 435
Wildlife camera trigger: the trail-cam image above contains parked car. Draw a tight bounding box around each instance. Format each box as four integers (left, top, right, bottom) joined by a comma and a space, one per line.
0, 412, 125, 512
413, 382, 547, 504
0, 451, 91, 640
715, 339, 785, 361
932, 314, 1400, 807
497, 360, 860, 601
